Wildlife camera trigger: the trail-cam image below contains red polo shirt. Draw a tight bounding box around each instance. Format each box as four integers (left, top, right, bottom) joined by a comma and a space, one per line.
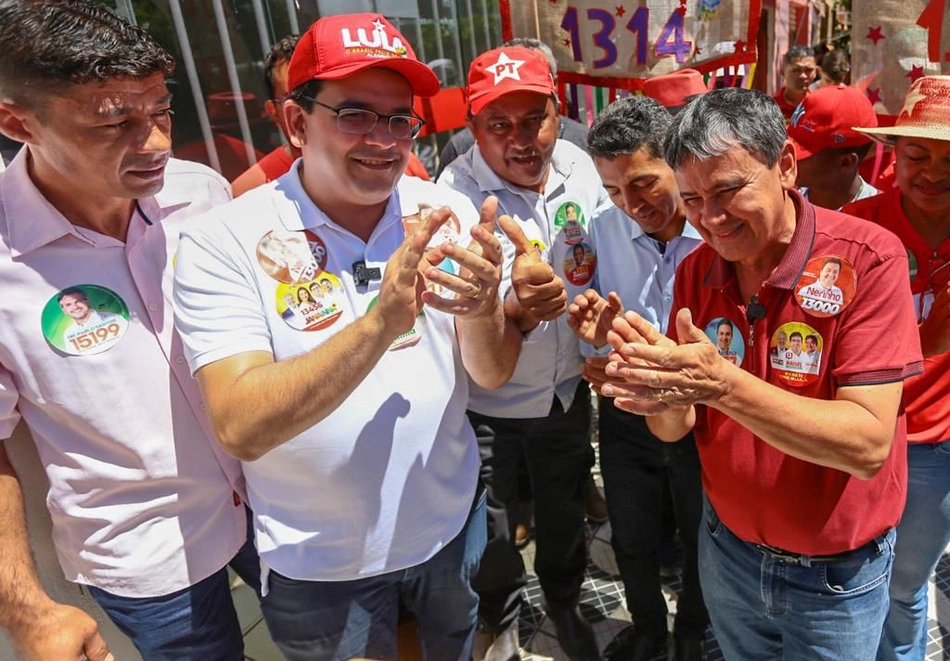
773, 87, 804, 121
669, 193, 922, 555
844, 187, 950, 445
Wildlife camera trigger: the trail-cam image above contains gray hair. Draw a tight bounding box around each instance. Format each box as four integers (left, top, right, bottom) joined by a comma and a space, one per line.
588, 96, 671, 160
501, 37, 557, 77
664, 88, 787, 169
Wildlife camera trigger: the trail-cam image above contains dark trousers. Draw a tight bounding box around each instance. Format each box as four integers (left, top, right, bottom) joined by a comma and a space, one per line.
599, 401, 708, 638
468, 382, 592, 633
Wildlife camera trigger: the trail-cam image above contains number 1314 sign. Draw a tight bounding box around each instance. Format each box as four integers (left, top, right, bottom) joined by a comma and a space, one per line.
502, 0, 761, 87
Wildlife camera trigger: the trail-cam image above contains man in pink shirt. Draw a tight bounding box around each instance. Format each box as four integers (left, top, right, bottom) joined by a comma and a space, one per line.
0, 1, 258, 659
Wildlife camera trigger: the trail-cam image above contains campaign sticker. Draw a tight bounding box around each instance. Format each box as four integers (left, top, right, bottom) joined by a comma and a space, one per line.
770, 322, 823, 387
908, 249, 918, 283
703, 317, 744, 367
794, 255, 856, 318
563, 242, 596, 286
256, 229, 327, 284
402, 204, 461, 248
366, 296, 425, 351
562, 220, 584, 246
42, 285, 130, 356
554, 201, 585, 231
276, 273, 344, 332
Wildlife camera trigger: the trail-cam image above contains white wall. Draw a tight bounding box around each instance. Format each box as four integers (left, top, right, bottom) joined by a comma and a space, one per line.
0, 424, 140, 660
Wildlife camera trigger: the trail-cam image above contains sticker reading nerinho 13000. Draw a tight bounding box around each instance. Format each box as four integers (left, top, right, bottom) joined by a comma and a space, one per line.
42, 285, 130, 355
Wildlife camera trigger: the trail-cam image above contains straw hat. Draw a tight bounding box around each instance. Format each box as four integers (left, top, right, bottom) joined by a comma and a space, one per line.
855, 75, 950, 144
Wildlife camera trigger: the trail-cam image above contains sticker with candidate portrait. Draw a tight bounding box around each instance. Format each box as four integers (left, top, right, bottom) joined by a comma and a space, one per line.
563, 242, 596, 286
770, 322, 823, 387
275, 273, 345, 332
403, 204, 462, 296
907, 249, 918, 283
703, 317, 745, 367
42, 285, 131, 356
256, 229, 328, 284
554, 201, 586, 231
366, 295, 425, 351
794, 255, 856, 318
562, 220, 584, 246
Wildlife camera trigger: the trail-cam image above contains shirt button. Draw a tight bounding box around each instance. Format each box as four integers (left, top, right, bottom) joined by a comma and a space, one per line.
147, 303, 158, 312
175, 356, 185, 364
665, 295, 672, 302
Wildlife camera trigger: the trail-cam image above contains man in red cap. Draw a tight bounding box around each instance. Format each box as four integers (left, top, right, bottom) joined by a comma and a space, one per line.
843, 75, 950, 661
439, 45, 606, 661
172, 13, 539, 660
789, 84, 880, 210
641, 68, 709, 114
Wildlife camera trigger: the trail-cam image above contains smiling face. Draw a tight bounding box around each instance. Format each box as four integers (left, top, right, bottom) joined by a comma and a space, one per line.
594, 147, 684, 242
285, 68, 414, 220
819, 261, 840, 288
573, 244, 585, 267
13, 73, 172, 201
469, 90, 559, 192
895, 136, 950, 221
59, 293, 92, 322
675, 143, 798, 268
717, 322, 733, 351
805, 336, 818, 353
790, 334, 803, 354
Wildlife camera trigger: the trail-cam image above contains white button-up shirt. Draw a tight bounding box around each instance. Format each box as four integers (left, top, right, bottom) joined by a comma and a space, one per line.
585, 205, 702, 356
439, 140, 610, 418
174, 163, 481, 582
0, 152, 247, 597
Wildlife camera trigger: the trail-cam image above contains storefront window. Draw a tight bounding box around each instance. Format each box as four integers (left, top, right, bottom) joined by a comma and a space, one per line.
93, 0, 501, 180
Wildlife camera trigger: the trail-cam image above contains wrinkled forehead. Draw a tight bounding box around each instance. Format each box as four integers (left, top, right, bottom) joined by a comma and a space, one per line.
66, 73, 171, 118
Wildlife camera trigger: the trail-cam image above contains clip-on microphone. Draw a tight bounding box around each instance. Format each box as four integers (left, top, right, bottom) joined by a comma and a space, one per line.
352, 261, 382, 287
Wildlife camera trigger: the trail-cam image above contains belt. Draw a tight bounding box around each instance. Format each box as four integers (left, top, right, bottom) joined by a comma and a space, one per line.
754, 538, 881, 566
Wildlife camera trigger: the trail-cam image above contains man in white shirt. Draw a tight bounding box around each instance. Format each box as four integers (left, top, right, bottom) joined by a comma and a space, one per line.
173, 14, 532, 661
0, 1, 258, 659
568, 94, 707, 661
439, 45, 605, 661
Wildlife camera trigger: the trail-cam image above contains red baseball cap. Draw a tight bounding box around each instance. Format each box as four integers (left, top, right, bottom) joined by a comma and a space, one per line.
466, 47, 555, 116
287, 13, 440, 97
788, 84, 877, 159
641, 69, 709, 110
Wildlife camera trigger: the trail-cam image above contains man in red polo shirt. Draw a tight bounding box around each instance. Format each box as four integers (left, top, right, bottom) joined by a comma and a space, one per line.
598, 88, 922, 659
843, 75, 950, 661
773, 46, 816, 121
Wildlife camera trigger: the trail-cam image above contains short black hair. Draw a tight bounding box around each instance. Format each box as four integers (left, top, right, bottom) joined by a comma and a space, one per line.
0, 0, 174, 108
783, 45, 815, 67
717, 318, 733, 332
587, 95, 671, 160
264, 35, 299, 100
287, 79, 325, 113
57, 286, 88, 303
818, 50, 850, 85
790, 331, 803, 341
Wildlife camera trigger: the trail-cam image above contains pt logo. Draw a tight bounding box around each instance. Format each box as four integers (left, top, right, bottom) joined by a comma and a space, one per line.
488, 51, 525, 84
341, 19, 407, 56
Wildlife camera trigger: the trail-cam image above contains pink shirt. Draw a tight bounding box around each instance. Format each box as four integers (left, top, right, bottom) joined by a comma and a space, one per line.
0, 152, 247, 597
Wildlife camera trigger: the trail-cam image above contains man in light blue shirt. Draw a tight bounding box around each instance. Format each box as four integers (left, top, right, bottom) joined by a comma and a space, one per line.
568, 95, 707, 661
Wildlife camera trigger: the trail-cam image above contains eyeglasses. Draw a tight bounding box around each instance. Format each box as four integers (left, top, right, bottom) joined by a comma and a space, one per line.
302, 96, 425, 140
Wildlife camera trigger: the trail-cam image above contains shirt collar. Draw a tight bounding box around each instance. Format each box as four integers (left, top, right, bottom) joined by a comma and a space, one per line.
629, 213, 703, 244
703, 189, 816, 291
2, 149, 82, 258
273, 158, 401, 236
470, 139, 575, 200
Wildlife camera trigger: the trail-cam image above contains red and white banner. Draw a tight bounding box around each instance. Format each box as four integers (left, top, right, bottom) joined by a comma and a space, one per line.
851, 0, 950, 117
501, 0, 762, 89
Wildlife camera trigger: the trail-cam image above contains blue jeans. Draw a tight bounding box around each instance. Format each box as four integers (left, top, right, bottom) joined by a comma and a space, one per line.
878, 440, 950, 661
89, 507, 261, 660
700, 496, 894, 660
260, 488, 487, 661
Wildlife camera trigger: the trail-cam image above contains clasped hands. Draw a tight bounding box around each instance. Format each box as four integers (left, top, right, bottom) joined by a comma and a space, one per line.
567, 289, 733, 415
